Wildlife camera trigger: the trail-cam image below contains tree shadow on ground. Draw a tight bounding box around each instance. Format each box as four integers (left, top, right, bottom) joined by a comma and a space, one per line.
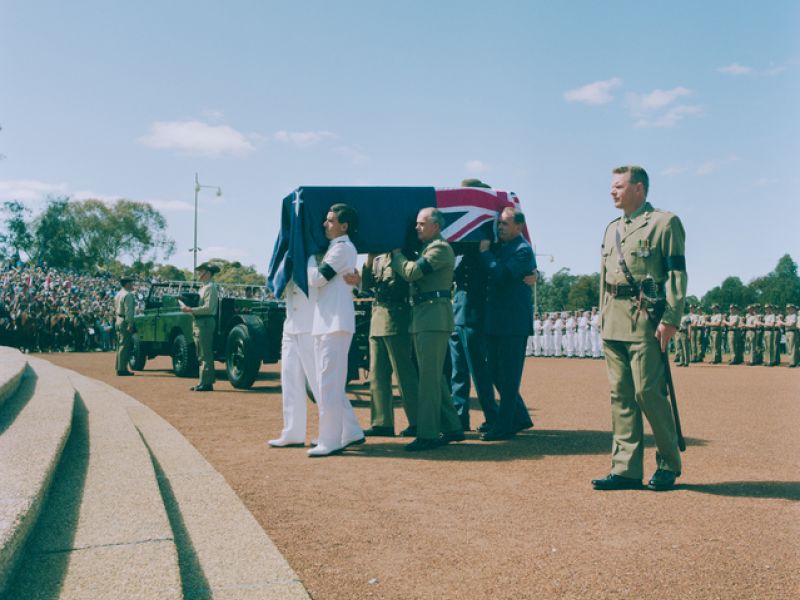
680, 481, 800, 501
345, 429, 706, 462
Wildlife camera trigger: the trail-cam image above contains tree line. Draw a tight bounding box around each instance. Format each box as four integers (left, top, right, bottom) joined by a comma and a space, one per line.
0, 197, 265, 285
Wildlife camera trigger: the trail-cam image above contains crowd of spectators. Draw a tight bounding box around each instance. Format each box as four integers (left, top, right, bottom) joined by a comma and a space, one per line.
0, 259, 143, 353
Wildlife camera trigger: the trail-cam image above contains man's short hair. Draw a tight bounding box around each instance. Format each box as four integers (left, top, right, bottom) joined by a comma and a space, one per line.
502, 206, 526, 225
613, 165, 649, 197
426, 207, 446, 229
329, 203, 359, 235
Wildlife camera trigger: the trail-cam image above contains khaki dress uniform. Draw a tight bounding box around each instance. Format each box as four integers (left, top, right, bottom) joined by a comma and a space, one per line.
785, 308, 798, 367
114, 288, 135, 372
763, 310, 778, 366
391, 236, 462, 441
726, 310, 744, 365
708, 309, 724, 363
363, 253, 418, 431
191, 281, 219, 386
745, 310, 759, 365
599, 201, 685, 480
675, 313, 691, 367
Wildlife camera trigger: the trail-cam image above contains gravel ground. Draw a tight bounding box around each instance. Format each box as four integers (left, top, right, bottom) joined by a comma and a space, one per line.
44, 352, 799, 600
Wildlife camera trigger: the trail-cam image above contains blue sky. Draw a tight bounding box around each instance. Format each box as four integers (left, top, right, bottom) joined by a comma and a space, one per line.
1, 1, 798, 295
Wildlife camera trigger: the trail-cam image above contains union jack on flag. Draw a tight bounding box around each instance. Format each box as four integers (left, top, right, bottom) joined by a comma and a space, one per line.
267, 186, 531, 297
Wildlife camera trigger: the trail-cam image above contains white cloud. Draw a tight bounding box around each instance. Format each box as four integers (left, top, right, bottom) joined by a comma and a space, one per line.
273, 130, 336, 147
138, 120, 256, 157
0, 179, 69, 203
717, 63, 753, 75
661, 166, 688, 176
333, 145, 369, 165
563, 78, 623, 105
629, 87, 691, 111
634, 104, 704, 128
695, 155, 738, 176
465, 160, 489, 174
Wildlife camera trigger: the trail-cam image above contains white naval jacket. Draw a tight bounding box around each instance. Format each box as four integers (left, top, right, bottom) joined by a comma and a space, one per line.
308, 234, 357, 335
282, 279, 316, 335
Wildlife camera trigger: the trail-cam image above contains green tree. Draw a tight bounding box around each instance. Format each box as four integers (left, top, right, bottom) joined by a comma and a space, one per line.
0, 200, 33, 259
566, 273, 600, 310
702, 276, 756, 310
211, 259, 266, 285
748, 254, 800, 309
30, 197, 175, 272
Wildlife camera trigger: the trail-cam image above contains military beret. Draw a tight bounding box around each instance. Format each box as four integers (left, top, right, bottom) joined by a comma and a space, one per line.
460, 178, 492, 189
197, 262, 221, 275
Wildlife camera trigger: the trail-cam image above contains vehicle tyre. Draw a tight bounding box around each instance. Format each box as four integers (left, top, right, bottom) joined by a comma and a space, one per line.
172, 333, 198, 377
226, 324, 261, 389
129, 334, 147, 371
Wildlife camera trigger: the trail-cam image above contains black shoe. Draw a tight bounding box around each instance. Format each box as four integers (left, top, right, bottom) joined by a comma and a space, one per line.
480, 429, 515, 441
191, 384, 213, 392
591, 474, 643, 491
404, 438, 445, 452
476, 421, 494, 433
440, 430, 466, 444
116, 370, 134, 376
514, 421, 534, 434
647, 469, 679, 491
399, 426, 417, 437
363, 426, 395, 437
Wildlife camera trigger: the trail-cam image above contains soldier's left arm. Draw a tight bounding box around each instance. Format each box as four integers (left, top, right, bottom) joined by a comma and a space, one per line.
391, 243, 450, 282
659, 214, 687, 327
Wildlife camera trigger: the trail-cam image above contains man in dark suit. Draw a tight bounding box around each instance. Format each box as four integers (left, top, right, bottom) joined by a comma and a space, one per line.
478, 207, 537, 441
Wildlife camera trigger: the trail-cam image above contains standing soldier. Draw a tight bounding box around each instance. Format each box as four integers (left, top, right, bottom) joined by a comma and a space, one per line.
542, 313, 554, 356
708, 303, 724, 364
745, 305, 759, 366
753, 304, 765, 365
362, 252, 418, 437
762, 304, 778, 366
589, 307, 601, 358
592, 165, 685, 492
553, 312, 564, 357
181, 262, 219, 391
674, 308, 691, 367
532, 313, 543, 357
565, 311, 577, 357
782, 304, 798, 367
688, 305, 700, 362
724, 304, 744, 365
391, 207, 463, 451
114, 276, 136, 376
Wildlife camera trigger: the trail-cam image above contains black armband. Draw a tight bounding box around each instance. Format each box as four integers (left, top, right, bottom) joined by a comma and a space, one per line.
664, 256, 686, 271
319, 262, 337, 281
415, 257, 434, 275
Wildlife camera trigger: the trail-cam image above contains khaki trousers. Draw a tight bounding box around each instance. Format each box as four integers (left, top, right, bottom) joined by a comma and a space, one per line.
786, 331, 798, 367
413, 330, 461, 440
710, 329, 722, 363
674, 331, 689, 366
193, 319, 216, 385
369, 333, 418, 429
603, 339, 682, 479
115, 323, 132, 372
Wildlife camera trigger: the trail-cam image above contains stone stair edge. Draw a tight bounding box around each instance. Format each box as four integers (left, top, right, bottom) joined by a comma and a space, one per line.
0, 347, 28, 409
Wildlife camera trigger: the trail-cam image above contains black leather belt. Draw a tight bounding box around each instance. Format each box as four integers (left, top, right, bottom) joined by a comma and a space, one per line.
411, 290, 451, 305
606, 283, 639, 298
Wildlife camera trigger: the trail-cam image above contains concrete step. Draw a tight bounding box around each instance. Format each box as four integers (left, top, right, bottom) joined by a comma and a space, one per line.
3, 364, 182, 599
120, 393, 310, 599
0, 357, 75, 594
0, 347, 27, 409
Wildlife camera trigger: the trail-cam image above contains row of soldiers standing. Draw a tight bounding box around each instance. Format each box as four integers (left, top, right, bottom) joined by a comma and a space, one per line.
674, 302, 798, 367
526, 310, 603, 358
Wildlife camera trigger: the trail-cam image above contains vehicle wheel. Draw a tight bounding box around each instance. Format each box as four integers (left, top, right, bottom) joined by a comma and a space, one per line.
129, 334, 147, 371
172, 333, 198, 377
226, 324, 261, 389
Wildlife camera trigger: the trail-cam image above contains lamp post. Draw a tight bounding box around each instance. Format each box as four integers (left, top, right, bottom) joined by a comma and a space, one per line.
533, 248, 555, 319
191, 172, 222, 279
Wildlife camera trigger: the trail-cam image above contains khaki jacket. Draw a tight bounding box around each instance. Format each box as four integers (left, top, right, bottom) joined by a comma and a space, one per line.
599, 202, 687, 342
114, 289, 135, 328
362, 253, 411, 337
391, 236, 455, 334
191, 282, 219, 319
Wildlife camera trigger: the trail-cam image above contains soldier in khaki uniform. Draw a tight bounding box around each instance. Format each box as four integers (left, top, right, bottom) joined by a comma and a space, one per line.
708, 303, 724, 364
724, 304, 744, 365
181, 262, 219, 391
391, 207, 463, 451
362, 252, 418, 436
674, 309, 691, 367
782, 304, 798, 367
592, 166, 685, 492
762, 304, 778, 366
114, 276, 136, 376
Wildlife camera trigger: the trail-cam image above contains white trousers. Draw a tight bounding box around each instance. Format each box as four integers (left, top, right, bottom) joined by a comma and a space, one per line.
313, 332, 363, 451
591, 331, 602, 357
533, 333, 543, 356
526, 335, 535, 356
279, 331, 317, 442
577, 330, 588, 357
565, 331, 575, 356
553, 332, 562, 356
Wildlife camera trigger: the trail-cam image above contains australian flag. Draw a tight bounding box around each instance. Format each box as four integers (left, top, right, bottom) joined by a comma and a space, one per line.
267, 186, 529, 297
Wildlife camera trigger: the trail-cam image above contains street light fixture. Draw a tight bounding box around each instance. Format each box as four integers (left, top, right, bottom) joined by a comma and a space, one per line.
191, 172, 222, 279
